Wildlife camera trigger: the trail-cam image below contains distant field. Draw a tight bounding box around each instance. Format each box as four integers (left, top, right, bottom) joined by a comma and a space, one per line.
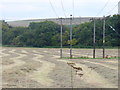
1, 47, 118, 88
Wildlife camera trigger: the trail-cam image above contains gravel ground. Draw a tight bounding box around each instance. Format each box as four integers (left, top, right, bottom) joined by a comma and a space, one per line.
1, 47, 118, 88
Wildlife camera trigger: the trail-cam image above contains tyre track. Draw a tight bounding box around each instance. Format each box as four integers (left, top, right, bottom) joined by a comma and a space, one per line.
3, 49, 27, 70
52, 54, 117, 69
103, 60, 118, 63
52, 54, 117, 88
29, 50, 55, 87
57, 59, 117, 88
1, 49, 11, 57
83, 60, 117, 70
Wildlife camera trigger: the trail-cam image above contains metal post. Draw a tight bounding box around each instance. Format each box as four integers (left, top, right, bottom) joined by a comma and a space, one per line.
60, 18, 63, 58
70, 15, 73, 58
103, 16, 105, 58
93, 18, 96, 58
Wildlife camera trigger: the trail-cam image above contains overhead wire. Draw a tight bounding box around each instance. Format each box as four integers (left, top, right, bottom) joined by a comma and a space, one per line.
61, 0, 67, 18
48, 0, 59, 18
105, 3, 119, 37
105, 3, 118, 16
96, 0, 110, 16
109, 24, 120, 37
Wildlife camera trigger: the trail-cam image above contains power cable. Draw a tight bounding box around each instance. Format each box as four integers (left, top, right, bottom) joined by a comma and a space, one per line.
61, 0, 67, 18
105, 3, 118, 16
108, 24, 120, 37
96, 0, 110, 16
48, 0, 59, 18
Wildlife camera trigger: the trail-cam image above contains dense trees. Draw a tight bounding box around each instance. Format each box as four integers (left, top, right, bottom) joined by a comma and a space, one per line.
2, 15, 120, 48
72, 15, 120, 47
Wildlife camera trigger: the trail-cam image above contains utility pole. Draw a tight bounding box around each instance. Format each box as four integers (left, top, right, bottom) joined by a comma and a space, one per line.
60, 17, 63, 58
70, 15, 73, 58
93, 18, 96, 58
103, 16, 105, 58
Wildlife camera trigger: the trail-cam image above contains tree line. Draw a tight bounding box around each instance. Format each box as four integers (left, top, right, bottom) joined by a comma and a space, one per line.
2, 15, 120, 48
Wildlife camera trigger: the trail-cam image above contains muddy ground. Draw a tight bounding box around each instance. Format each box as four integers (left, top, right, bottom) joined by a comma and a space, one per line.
1, 47, 118, 88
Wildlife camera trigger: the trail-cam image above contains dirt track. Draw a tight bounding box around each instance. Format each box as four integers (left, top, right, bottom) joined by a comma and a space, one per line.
1, 47, 118, 88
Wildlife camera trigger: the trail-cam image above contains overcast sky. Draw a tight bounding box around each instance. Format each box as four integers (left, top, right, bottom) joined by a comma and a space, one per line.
0, 0, 119, 21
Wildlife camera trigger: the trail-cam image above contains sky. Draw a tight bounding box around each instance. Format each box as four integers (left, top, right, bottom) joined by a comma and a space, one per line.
0, 0, 120, 21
